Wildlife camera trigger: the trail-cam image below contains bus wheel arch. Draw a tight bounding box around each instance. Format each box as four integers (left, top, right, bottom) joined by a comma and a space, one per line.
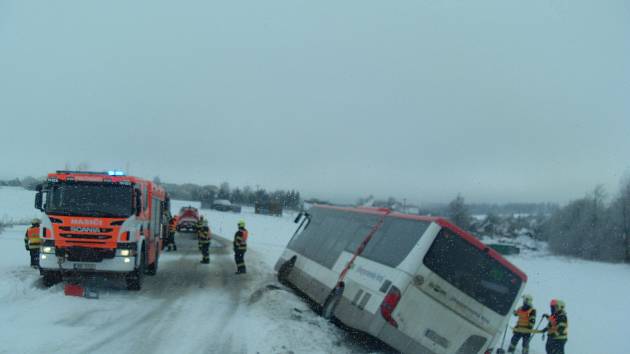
277, 256, 297, 284
322, 284, 344, 320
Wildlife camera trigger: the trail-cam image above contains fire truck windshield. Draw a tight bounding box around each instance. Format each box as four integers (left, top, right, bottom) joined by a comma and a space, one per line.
45, 183, 134, 218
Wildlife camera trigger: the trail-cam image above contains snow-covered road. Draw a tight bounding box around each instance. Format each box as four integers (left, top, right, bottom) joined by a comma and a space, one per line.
0, 217, 374, 354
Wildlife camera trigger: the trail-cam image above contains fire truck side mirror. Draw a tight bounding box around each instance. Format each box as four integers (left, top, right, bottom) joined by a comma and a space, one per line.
135, 190, 142, 216
35, 192, 43, 211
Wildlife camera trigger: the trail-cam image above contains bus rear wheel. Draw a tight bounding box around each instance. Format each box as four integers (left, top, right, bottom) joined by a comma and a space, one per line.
322, 287, 343, 320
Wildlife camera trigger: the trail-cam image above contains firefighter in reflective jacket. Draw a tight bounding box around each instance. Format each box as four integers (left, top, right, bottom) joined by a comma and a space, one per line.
541, 299, 568, 354
197, 219, 211, 264
233, 220, 248, 274
508, 294, 536, 354
167, 215, 177, 251
24, 218, 42, 268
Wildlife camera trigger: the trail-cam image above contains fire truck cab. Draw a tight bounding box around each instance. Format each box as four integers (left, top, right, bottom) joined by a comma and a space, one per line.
34, 170, 169, 290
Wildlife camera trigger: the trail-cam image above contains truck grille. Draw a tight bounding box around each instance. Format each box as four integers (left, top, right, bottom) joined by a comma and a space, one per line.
59, 227, 113, 233
65, 247, 115, 262
60, 233, 112, 240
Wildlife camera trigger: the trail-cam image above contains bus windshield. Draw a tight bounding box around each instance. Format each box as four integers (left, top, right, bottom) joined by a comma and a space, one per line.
423, 229, 522, 315
45, 183, 133, 218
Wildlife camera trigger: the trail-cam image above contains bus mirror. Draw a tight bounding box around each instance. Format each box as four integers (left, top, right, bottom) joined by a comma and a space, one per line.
34, 192, 43, 211
294, 212, 303, 224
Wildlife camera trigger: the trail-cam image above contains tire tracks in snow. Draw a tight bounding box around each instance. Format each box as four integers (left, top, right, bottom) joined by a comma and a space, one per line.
73, 233, 250, 354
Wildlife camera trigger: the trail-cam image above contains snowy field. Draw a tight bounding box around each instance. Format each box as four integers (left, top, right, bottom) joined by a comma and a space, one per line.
0, 187, 40, 224
0, 186, 628, 353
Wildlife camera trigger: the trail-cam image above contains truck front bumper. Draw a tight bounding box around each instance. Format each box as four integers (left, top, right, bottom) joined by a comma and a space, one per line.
39, 253, 135, 273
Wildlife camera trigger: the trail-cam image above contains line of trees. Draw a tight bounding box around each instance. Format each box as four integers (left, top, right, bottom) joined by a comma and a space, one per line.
0, 176, 42, 190
541, 181, 630, 263
160, 179, 302, 211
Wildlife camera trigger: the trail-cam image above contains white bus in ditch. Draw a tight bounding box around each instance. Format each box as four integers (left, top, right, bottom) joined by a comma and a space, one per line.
275, 205, 527, 354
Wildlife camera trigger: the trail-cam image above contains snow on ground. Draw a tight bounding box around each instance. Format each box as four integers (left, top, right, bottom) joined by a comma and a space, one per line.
505, 253, 629, 354
171, 200, 298, 268
0, 189, 628, 353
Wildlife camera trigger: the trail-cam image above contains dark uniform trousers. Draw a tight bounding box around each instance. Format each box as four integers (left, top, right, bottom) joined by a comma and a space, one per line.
545, 339, 566, 354
233, 228, 248, 274
234, 249, 246, 273
29, 249, 40, 267
198, 226, 210, 263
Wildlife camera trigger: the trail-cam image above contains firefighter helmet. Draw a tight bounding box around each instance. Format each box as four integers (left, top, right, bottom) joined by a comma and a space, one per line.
555, 299, 566, 311
31, 218, 41, 225
238, 220, 246, 228
522, 294, 533, 305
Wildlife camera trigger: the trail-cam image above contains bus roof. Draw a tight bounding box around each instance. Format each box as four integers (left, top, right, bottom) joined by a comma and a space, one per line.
313, 204, 528, 282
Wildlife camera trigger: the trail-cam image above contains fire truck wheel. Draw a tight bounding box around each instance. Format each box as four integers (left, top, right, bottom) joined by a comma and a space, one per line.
146, 244, 159, 276
42, 271, 62, 287
126, 245, 146, 290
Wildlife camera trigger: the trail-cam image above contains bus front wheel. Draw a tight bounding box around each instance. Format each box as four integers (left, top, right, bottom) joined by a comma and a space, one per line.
277, 257, 296, 284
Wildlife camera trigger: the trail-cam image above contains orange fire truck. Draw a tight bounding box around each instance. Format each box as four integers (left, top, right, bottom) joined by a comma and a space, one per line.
34, 170, 169, 290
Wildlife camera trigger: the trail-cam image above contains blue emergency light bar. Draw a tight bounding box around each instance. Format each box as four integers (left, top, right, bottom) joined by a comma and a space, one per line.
107, 170, 126, 176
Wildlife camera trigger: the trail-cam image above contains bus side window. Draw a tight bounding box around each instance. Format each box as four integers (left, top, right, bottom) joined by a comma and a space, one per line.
361, 218, 431, 267
345, 214, 380, 254
315, 215, 355, 268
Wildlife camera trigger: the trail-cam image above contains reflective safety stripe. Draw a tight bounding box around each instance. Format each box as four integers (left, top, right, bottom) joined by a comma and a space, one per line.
548, 313, 568, 339
26, 227, 41, 247
515, 307, 535, 329
512, 327, 541, 334
234, 229, 248, 251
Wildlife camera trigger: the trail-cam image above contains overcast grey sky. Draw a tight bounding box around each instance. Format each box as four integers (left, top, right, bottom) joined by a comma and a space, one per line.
0, 0, 628, 204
